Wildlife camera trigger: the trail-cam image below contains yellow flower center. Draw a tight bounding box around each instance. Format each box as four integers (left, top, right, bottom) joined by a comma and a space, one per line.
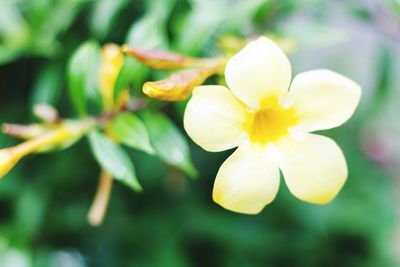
245, 97, 298, 144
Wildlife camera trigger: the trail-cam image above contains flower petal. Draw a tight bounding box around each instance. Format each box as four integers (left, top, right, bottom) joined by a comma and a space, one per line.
213, 143, 280, 214
286, 69, 361, 132
184, 85, 247, 152
225, 37, 292, 108
275, 133, 347, 204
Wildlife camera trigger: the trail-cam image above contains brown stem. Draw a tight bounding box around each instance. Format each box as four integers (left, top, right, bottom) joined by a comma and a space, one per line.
94, 98, 148, 125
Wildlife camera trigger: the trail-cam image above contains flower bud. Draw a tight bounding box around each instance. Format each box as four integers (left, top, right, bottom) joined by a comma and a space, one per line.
99, 44, 124, 110
143, 65, 223, 101
0, 120, 95, 177
3, 123, 47, 139
122, 46, 193, 70
0, 149, 20, 177
33, 103, 60, 123
122, 46, 223, 70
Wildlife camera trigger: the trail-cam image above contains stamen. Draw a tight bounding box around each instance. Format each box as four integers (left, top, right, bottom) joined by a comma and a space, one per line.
245, 96, 297, 144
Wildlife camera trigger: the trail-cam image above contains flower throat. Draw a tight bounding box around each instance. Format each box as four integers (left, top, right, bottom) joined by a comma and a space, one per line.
245, 96, 298, 144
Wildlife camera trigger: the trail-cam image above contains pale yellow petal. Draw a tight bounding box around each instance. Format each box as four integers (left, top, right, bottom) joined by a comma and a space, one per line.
225, 36, 292, 108
275, 134, 347, 204
213, 143, 280, 214
184, 85, 247, 152
286, 69, 361, 132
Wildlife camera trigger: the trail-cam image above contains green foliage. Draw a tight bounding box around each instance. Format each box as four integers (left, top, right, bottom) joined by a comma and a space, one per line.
113, 56, 138, 101
67, 41, 101, 116
174, 0, 265, 54
0, 0, 399, 266
141, 110, 198, 178
30, 63, 63, 107
90, 0, 130, 38
0, 0, 86, 64
110, 113, 155, 155
88, 129, 142, 191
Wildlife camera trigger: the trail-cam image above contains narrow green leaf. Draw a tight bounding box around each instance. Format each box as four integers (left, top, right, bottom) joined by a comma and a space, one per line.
126, 13, 167, 49
67, 41, 101, 116
174, 0, 265, 54
31, 63, 62, 107
365, 46, 394, 116
113, 56, 137, 101
88, 129, 142, 191
174, 1, 224, 54
141, 110, 198, 178
110, 113, 155, 155
90, 0, 129, 38
0, 2, 31, 64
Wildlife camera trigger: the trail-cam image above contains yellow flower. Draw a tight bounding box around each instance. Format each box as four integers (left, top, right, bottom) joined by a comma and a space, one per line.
183, 37, 361, 214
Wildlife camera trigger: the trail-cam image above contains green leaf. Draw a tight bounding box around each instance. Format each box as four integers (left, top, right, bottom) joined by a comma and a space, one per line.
125, 0, 175, 48
174, 1, 225, 54
88, 129, 142, 191
0, 2, 30, 64
67, 41, 101, 116
110, 113, 155, 155
174, 0, 265, 54
141, 110, 198, 178
126, 13, 167, 50
90, 0, 129, 38
365, 46, 394, 116
113, 56, 137, 101
31, 63, 62, 107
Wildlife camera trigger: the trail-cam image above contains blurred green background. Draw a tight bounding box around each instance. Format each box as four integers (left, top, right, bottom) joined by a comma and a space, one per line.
1, 0, 400, 266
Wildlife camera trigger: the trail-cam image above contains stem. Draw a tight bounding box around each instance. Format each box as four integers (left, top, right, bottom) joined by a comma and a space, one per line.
87, 170, 113, 226
94, 98, 148, 125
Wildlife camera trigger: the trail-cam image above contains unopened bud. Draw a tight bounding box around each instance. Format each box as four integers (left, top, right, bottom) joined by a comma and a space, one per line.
143, 64, 223, 101
122, 46, 192, 70
33, 103, 59, 123
3, 123, 48, 139
100, 44, 124, 110
0, 149, 20, 177
0, 119, 95, 177
122, 46, 223, 70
